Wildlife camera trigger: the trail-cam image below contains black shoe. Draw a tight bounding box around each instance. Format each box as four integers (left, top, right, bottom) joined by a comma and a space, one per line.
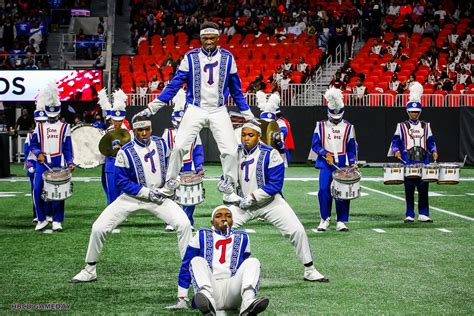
240, 297, 270, 316
194, 292, 216, 316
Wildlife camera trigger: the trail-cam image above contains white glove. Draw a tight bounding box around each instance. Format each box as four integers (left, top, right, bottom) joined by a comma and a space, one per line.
217, 177, 234, 194
239, 195, 256, 209
248, 117, 261, 126
149, 190, 165, 204
165, 298, 188, 310
147, 98, 166, 114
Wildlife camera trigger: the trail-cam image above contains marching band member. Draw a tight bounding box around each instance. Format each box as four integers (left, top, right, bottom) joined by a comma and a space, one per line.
162, 88, 204, 231
101, 89, 131, 205
389, 82, 438, 223
29, 82, 75, 232
70, 115, 192, 283
24, 104, 51, 223
167, 205, 269, 315
135, 21, 256, 203
311, 88, 358, 232
222, 123, 328, 283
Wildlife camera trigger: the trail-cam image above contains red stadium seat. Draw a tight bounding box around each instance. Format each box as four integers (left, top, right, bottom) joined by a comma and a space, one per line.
433, 90, 446, 107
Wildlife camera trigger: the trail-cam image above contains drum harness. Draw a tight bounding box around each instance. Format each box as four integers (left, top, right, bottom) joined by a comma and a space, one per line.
404, 121, 427, 162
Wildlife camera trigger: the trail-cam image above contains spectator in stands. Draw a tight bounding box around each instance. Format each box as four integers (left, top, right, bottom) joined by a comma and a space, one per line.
328, 17, 346, 58
385, 57, 401, 73
24, 58, 38, 70
73, 115, 83, 127
457, 68, 472, 86
93, 48, 105, 69
316, 23, 329, 53
29, 22, 43, 52
162, 54, 174, 67
246, 75, 266, 93
403, 74, 417, 91
387, 1, 401, 16
329, 72, 345, 90
351, 78, 368, 106
345, 17, 359, 58
438, 72, 454, 92
24, 39, 39, 54
370, 39, 384, 56
38, 55, 51, 69
413, 1, 425, 17
418, 53, 435, 68
296, 57, 310, 82
148, 75, 161, 92
388, 73, 404, 93
15, 109, 34, 134
426, 70, 440, 85
9, 43, 25, 69
281, 57, 292, 72
434, 5, 447, 21
275, 23, 287, 39
413, 20, 424, 34
340, 61, 355, 82
2, 17, 15, 51
269, 65, 284, 84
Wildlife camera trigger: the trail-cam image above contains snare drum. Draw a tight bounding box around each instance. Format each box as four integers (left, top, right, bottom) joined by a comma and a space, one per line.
383, 163, 404, 185
404, 165, 422, 179
71, 124, 105, 168
422, 163, 439, 182
175, 172, 205, 206
330, 167, 361, 200
42, 168, 73, 201
438, 163, 460, 184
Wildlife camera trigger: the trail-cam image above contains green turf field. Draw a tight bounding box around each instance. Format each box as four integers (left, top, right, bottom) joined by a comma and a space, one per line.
1, 164, 473, 314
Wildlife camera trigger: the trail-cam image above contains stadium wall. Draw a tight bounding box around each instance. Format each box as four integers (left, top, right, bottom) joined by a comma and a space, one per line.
126, 106, 474, 165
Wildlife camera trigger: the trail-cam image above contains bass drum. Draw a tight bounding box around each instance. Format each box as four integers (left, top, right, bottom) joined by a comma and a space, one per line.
71, 124, 105, 168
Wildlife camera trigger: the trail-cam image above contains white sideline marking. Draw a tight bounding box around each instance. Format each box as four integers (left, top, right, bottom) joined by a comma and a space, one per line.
245, 229, 256, 234
43, 229, 53, 234
372, 228, 386, 233
361, 185, 474, 222
436, 228, 452, 233
311, 228, 324, 234
112, 229, 120, 234
466, 193, 474, 196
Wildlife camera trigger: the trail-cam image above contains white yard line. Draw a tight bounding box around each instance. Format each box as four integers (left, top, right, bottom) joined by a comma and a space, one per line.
372, 228, 386, 233
436, 228, 452, 233
361, 185, 474, 222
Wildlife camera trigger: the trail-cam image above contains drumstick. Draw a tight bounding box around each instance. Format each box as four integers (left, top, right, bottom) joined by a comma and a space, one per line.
43, 163, 53, 172
322, 156, 343, 171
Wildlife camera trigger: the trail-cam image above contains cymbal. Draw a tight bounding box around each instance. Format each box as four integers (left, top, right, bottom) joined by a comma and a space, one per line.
99, 128, 131, 157
258, 119, 280, 148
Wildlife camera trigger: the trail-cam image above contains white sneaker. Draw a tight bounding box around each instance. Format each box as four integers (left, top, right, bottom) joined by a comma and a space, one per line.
240, 297, 269, 316
336, 221, 349, 232
165, 298, 188, 310
418, 215, 433, 223
404, 216, 415, 223
316, 218, 330, 231
52, 221, 63, 232
35, 220, 49, 231
164, 224, 175, 232
70, 264, 97, 283
46, 216, 53, 223
32, 217, 38, 224
194, 292, 216, 316
304, 266, 329, 282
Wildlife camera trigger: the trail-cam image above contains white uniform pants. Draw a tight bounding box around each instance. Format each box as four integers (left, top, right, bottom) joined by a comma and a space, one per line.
167, 105, 238, 184
230, 194, 313, 265
85, 194, 192, 263
190, 257, 260, 310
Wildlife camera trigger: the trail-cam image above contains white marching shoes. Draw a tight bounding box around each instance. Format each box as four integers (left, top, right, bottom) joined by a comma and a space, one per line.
418, 214, 433, 222
316, 218, 330, 231
165, 298, 188, 310
304, 266, 329, 283
194, 292, 216, 316
70, 264, 97, 283
164, 224, 175, 232
336, 221, 349, 232
52, 221, 63, 232
240, 297, 270, 316
404, 216, 415, 223
35, 220, 49, 231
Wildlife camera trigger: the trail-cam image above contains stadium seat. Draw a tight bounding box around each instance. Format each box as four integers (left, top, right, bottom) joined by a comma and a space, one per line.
433, 90, 447, 107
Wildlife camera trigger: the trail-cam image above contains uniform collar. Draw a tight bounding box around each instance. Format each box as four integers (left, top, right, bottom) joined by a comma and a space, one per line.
243, 143, 260, 156
200, 47, 219, 57
408, 119, 420, 125
135, 138, 151, 147
213, 227, 232, 237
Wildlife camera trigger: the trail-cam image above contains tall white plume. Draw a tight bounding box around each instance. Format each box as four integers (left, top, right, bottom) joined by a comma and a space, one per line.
112, 89, 128, 111
172, 88, 186, 112
255, 90, 267, 111
97, 88, 112, 111
324, 87, 344, 110
36, 82, 60, 109
408, 81, 423, 103
265, 92, 280, 113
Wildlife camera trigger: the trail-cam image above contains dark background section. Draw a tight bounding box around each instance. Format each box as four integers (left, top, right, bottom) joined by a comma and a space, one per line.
126, 106, 471, 164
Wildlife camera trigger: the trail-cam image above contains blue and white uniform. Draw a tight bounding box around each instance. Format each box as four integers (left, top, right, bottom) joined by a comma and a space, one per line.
151, 47, 254, 186
177, 228, 261, 310
83, 136, 192, 263
311, 119, 358, 222
162, 127, 204, 225
390, 120, 437, 218
229, 142, 314, 265
29, 120, 74, 223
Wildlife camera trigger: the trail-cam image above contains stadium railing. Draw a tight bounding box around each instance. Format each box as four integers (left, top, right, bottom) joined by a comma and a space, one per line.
124, 91, 474, 107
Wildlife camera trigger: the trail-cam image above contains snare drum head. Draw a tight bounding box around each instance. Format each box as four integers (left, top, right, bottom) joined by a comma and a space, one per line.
179, 172, 203, 185
71, 124, 105, 169
424, 163, 439, 169
439, 163, 460, 169
333, 167, 361, 182
42, 168, 71, 181
384, 163, 404, 168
